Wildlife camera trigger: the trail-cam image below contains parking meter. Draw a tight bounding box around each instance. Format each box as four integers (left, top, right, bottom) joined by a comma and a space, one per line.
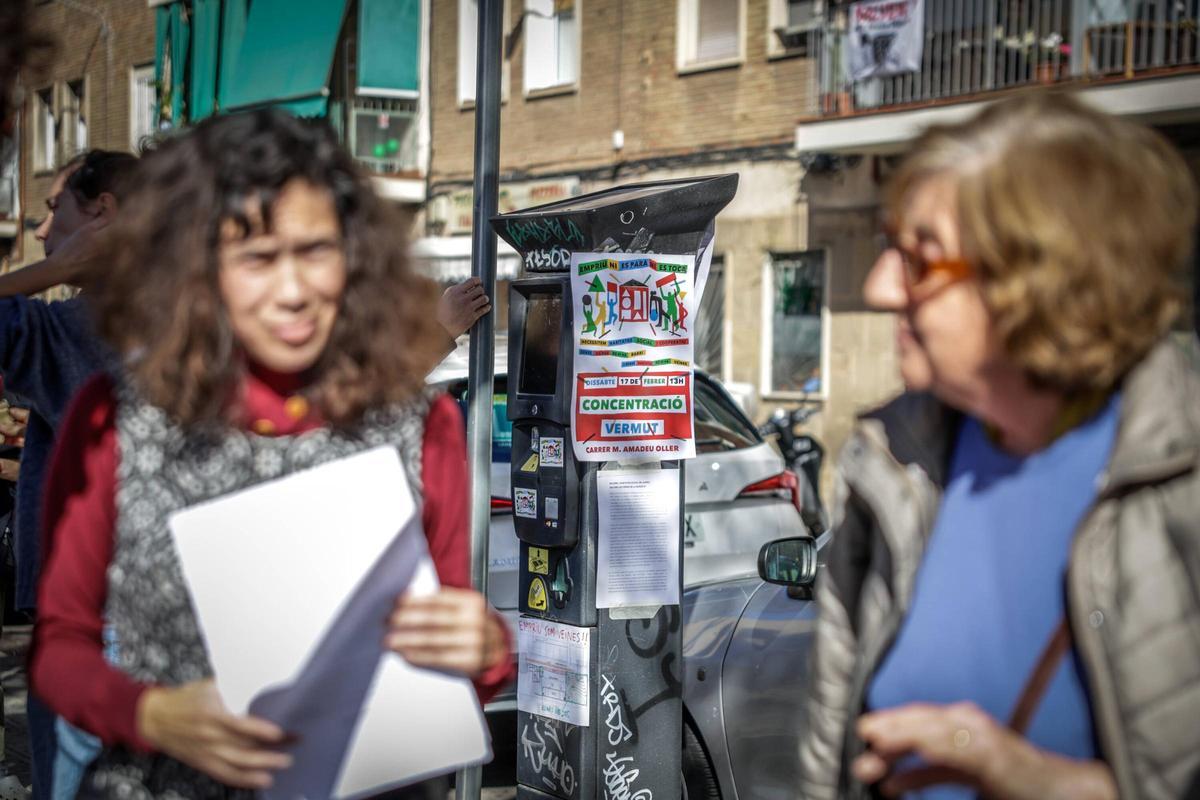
507, 277, 590, 620
495, 174, 738, 800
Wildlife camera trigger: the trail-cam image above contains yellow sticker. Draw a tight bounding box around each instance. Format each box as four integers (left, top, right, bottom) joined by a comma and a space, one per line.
520, 453, 540, 473
527, 577, 549, 611
528, 546, 550, 575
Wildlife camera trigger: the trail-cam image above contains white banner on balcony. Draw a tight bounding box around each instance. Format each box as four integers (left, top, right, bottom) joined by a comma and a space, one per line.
847, 0, 925, 81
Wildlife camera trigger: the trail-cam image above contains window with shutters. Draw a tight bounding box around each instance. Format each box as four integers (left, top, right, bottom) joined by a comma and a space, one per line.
63, 80, 87, 157
457, 0, 512, 106
130, 65, 157, 151
524, 0, 579, 93
678, 0, 745, 71
32, 88, 56, 172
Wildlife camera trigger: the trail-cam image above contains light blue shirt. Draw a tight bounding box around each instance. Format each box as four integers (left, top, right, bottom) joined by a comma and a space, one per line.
867, 396, 1120, 799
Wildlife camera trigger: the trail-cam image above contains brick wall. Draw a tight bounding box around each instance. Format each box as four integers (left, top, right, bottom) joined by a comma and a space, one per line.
10, 0, 155, 270
429, 0, 818, 186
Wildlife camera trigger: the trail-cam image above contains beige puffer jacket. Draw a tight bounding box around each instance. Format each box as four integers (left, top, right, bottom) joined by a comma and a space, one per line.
798, 337, 1200, 800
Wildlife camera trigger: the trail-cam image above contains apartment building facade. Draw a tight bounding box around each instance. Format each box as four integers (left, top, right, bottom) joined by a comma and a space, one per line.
793, 0, 1200, 335
430, 0, 1200, 467
426, 0, 904, 467
427, 0, 902, 470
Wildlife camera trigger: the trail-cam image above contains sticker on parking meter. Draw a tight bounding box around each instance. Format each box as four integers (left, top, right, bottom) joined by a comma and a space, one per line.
527, 577, 549, 612
514, 488, 538, 519
570, 253, 699, 462
539, 437, 564, 468
528, 546, 550, 575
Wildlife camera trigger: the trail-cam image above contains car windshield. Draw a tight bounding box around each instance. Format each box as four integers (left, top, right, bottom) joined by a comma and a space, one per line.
452, 378, 514, 464
692, 376, 760, 453
449, 372, 759, 463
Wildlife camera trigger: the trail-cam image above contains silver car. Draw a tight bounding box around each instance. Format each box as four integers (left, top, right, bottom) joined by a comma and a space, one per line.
433, 354, 816, 795
679, 533, 828, 799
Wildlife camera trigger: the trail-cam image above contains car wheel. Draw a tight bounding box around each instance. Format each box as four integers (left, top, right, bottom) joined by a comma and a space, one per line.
682, 721, 721, 800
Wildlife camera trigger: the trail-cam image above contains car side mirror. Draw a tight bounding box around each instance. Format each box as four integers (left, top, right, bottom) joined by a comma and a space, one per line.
757, 536, 818, 600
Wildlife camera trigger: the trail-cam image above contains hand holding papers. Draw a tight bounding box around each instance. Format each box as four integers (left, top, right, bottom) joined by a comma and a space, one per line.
170, 446, 490, 799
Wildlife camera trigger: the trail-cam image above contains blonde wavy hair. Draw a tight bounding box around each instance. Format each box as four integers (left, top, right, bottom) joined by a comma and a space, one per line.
886, 91, 1197, 394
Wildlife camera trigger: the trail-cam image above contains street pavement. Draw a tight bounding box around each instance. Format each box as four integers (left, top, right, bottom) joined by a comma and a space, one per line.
0, 624, 31, 789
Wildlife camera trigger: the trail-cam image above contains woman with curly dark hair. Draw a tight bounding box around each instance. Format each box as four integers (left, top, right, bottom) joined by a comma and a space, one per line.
28, 109, 514, 798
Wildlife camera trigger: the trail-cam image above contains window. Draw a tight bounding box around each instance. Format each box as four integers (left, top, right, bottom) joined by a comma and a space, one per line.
1, 113, 19, 221
63, 80, 87, 157
679, 0, 744, 69
32, 88, 56, 172
765, 251, 825, 394
524, 0, 579, 92
458, 0, 512, 105
694, 255, 725, 376
130, 64, 156, 151
458, 0, 478, 104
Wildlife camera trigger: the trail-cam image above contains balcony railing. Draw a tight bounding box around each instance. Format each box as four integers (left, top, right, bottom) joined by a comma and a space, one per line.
346, 98, 421, 176
809, 0, 1200, 116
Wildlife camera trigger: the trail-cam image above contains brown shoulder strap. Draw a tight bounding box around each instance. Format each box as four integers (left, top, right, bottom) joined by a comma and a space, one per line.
1008, 617, 1072, 735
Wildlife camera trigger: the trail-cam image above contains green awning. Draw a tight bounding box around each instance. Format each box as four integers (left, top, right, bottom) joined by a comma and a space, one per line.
217, 0, 249, 110
154, 3, 190, 125
358, 0, 421, 98
220, 0, 349, 117
189, 0, 220, 120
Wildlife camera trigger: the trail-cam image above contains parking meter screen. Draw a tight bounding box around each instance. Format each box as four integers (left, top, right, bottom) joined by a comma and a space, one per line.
521, 291, 562, 396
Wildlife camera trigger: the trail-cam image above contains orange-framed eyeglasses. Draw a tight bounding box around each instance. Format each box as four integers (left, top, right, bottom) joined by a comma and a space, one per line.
880, 227, 973, 296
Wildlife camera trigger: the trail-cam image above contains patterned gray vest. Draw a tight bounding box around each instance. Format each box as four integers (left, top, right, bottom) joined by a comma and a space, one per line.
88, 383, 432, 800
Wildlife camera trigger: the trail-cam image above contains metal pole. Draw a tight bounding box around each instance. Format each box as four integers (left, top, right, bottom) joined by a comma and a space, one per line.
458, 0, 503, 798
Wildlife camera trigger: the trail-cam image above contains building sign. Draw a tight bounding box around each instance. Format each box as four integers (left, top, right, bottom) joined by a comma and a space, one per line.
441, 178, 581, 235
569, 253, 698, 462
847, 0, 925, 81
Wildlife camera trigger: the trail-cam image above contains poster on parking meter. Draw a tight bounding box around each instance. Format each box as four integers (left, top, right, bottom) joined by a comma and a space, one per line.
570, 251, 700, 462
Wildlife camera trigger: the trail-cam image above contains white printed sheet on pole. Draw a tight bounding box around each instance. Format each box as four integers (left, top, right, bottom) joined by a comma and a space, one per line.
517, 619, 592, 726
596, 470, 682, 609
570, 252, 699, 462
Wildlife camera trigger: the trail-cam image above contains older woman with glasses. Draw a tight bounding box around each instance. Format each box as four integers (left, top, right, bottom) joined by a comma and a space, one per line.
798, 92, 1200, 800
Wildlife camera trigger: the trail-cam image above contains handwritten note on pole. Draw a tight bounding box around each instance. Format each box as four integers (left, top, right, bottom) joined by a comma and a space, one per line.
596, 469, 681, 608
517, 619, 592, 726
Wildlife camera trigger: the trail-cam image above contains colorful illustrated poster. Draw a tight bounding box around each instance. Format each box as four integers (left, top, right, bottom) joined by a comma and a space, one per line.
570, 252, 697, 462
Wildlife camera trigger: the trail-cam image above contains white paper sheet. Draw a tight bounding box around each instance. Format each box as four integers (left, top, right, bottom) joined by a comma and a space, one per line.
169, 446, 490, 799
516, 618, 592, 726
595, 469, 682, 608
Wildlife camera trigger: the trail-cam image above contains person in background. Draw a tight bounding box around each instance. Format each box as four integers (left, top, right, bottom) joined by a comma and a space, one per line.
798, 92, 1200, 800
439, 276, 490, 341
0, 149, 137, 799
30, 108, 514, 799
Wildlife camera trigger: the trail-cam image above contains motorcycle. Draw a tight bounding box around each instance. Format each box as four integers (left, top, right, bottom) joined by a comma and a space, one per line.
759, 405, 827, 537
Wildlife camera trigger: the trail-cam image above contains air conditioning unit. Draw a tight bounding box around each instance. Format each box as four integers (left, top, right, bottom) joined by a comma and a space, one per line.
775, 0, 825, 53
350, 99, 418, 175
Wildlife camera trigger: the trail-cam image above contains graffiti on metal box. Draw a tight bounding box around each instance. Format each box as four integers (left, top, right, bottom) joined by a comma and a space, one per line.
521, 716, 577, 797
